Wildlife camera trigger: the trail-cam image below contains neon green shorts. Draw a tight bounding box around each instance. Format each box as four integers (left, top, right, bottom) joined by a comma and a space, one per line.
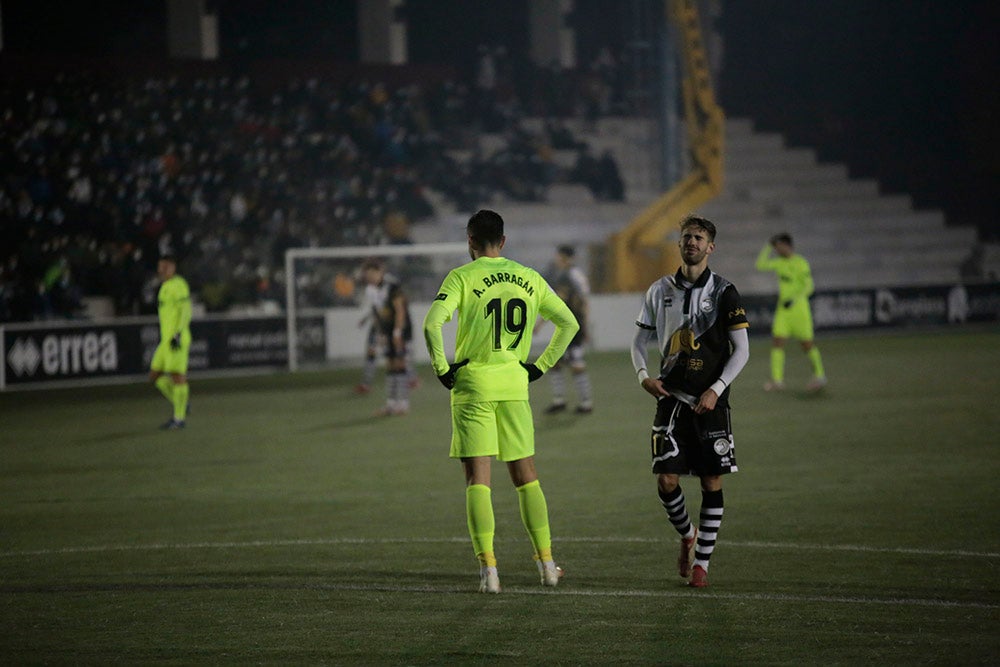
450, 400, 535, 462
771, 302, 815, 341
151, 341, 191, 375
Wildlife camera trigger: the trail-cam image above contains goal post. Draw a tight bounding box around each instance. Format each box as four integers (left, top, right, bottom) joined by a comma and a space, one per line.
284, 243, 470, 371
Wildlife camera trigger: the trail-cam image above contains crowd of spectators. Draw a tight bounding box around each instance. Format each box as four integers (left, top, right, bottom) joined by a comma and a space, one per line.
0, 51, 629, 323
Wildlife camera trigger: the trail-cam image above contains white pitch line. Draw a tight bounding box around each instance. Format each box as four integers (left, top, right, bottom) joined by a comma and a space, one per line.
558, 536, 1000, 559
303, 582, 1000, 610
1, 536, 997, 559
2, 539, 997, 611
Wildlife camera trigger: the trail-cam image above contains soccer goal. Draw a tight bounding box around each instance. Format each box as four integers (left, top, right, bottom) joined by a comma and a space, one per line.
284, 243, 470, 371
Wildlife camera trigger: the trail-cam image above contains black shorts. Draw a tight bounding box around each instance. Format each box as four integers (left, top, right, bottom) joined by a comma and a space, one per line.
385, 336, 410, 360
650, 396, 737, 476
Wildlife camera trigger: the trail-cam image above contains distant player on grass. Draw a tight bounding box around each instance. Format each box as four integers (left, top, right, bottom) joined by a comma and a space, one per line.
542, 245, 594, 414
755, 233, 826, 391
359, 258, 414, 416
423, 209, 579, 593
631, 216, 750, 588
150, 254, 191, 430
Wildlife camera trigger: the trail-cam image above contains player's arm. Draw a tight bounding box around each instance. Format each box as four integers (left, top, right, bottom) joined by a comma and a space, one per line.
632, 323, 669, 398
570, 267, 591, 340
632, 284, 669, 398
423, 301, 452, 377
755, 243, 777, 271
696, 327, 750, 413
534, 286, 579, 371
176, 284, 192, 336
422, 273, 460, 377
391, 292, 407, 343
800, 260, 815, 299
698, 286, 751, 412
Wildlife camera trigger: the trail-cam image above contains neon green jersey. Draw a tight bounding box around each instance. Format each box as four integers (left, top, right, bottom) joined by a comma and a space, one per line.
423, 255, 579, 403
755, 245, 815, 304
157, 275, 192, 340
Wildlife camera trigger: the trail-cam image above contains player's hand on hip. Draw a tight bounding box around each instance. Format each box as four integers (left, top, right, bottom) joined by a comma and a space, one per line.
519, 361, 544, 382
694, 389, 719, 414
641, 377, 670, 399
169, 333, 182, 350
437, 359, 469, 390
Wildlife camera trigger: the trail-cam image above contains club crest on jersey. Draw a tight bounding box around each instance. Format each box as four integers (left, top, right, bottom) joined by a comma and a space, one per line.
700, 297, 715, 312
667, 328, 700, 355
713, 438, 731, 455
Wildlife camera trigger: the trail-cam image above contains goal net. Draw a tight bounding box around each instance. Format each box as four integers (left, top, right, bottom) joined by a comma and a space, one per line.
284, 243, 470, 371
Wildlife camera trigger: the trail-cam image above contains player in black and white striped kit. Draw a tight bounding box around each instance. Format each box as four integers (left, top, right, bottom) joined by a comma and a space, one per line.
630, 216, 750, 588
359, 258, 414, 416
543, 245, 594, 414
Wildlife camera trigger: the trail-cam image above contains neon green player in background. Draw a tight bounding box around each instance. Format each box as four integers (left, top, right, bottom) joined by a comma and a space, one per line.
150, 253, 192, 429
423, 209, 579, 593
755, 233, 826, 392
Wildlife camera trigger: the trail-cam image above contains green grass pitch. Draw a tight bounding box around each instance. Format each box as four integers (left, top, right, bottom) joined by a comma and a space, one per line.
2, 329, 999, 664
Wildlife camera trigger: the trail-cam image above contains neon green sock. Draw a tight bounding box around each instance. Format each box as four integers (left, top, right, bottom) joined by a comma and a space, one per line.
155, 375, 174, 402
466, 484, 495, 565
516, 480, 552, 561
807, 347, 825, 379
172, 382, 189, 421
770, 348, 785, 383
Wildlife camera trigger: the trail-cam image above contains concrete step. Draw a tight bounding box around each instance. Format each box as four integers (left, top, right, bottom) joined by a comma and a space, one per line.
432, 115, 972, 294
724, 163, 850, 187
723, 179, 881, 202
724, 146, 816, 170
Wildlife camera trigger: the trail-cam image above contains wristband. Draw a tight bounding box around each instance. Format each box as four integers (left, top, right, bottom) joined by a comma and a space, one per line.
637, 368, 649, 383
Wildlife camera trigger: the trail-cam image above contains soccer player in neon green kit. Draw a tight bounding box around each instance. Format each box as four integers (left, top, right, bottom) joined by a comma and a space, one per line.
149, 254, 192, 429
755, 233, 826, 391
423, 209, 579, 593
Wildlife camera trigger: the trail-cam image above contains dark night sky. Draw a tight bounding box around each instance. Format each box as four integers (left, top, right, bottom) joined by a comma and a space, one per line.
2, 0, 996, 236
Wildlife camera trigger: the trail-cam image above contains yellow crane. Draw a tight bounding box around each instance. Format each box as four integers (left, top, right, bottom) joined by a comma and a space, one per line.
607, 0, 725, 291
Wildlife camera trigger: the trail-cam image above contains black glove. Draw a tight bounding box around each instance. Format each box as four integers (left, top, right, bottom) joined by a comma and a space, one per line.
520, 361, 544, 382
169, 333, 182, 350
782, 300, 794, 309
437, 359, 469, 390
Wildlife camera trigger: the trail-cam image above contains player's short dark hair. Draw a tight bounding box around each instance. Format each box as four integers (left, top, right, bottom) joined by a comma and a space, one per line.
557, 245, 575, 258
159, 253, 177, 264
680, 215, 717, 241
770, 232, 793, 246
467, 209, 504, 247
360, 257, 384, 271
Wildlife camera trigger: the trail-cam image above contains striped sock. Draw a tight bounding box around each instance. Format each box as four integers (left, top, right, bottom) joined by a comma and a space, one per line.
694, 489, 724, 571
386, 370, 406, 411
573, 369, 593, 407
658, 486, 694, 539
361, 354, 377, 386
395, 369, 410, 411
549, 367, 566, 405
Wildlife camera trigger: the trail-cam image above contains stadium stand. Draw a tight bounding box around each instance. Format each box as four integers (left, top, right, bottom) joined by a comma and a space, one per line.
0, 66, 630, 322
418, 115, 982, 294
1, 57, 985, 323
